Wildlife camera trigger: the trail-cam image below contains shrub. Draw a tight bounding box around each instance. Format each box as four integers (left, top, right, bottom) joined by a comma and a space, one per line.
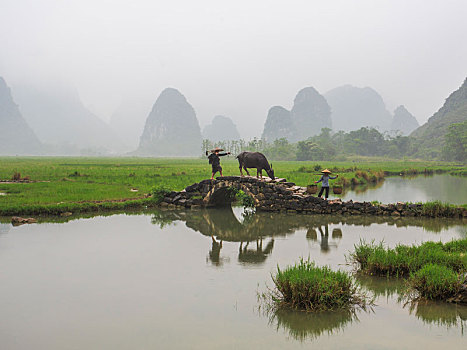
150, 185, 171, 204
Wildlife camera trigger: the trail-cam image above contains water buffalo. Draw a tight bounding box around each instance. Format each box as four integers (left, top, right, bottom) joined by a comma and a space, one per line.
236, 151, 275, 179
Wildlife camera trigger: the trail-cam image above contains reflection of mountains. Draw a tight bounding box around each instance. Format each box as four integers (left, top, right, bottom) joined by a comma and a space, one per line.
270, 308, 357, 342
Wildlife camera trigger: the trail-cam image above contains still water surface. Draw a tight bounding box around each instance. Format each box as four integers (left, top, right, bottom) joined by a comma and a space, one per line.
340, 174, 467, 205
0, 208, 466, 349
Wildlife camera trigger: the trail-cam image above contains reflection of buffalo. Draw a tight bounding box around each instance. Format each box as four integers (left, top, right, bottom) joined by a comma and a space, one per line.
238, 239, 274, 265
208, 236, 223, 266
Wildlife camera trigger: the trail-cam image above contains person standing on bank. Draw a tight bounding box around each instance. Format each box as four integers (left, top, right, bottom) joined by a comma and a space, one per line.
206, 147, 231, 179
315, 169, 338, 200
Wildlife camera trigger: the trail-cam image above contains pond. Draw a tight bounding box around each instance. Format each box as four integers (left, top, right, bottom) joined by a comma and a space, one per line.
0, 208, 466, 349
339, 174, 467, 205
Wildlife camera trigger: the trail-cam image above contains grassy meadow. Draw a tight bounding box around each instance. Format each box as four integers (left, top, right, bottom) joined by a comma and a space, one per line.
0, 156, 465, 216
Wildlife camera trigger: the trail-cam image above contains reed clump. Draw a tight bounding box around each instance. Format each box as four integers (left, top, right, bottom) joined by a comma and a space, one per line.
272, 258, 370, 311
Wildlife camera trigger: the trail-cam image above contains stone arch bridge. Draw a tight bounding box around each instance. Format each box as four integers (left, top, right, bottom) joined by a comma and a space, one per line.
159, 176, 467, 218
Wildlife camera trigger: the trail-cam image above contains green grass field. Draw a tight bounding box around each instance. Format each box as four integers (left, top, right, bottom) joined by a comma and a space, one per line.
0, 157, 465, 215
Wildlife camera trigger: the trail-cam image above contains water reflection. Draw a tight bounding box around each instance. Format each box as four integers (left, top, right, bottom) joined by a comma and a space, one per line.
340, 174, 467, 205
238, 238, 274, 265
356, 274, 467, 331
270, 307, 358, 342
0, 223, 11, 235
150, 207, 466, 266
356, 275, 406, 299
152, 207, 466, 236
409, 301, 467, 330
306, 225, 342, 253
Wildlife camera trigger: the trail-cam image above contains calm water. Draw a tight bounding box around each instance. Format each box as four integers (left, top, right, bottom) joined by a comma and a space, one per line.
0, 208, 466, 350
339, 174, 467, 205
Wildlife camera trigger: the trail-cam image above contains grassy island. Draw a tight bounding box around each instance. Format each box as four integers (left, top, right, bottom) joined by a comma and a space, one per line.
271, 259, 371, 311
350, 239, 467, 302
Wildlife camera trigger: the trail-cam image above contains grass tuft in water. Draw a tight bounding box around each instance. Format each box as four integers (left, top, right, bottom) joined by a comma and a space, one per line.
271, 258, 371, 311
408, 264, 461, 300
350, 238, 467, 302
350, 239, 467, 276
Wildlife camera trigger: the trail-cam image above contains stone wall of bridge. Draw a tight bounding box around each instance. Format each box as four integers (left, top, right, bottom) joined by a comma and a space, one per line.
158, 176, 467, 218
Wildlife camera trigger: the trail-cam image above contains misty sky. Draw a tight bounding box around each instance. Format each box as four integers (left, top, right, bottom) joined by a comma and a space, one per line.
1, 0, 466, 139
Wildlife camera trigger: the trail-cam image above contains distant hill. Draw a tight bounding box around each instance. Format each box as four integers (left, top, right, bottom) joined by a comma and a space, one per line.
390, 105, 419, 136
262, 106, 295, 142
12, 83, 124, 154
137, 88, 202, 156
324, 85, 392, 132
0, 77, 42, 155
290, 87, 332, 141
202, 115, 241, 142
411, 78, 467, 158
261, 87, 331, 142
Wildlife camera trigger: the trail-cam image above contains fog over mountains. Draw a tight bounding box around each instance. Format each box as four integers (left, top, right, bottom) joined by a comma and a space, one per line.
109, 100, 149, 150
0, 77, 42, 155
391, 105, 419, 136
202, 115, 240, 142
136, 88, 202, 156
262, 106, 295, 142
324, 85, 392, 132
262, 87, 331, 142
12, 83, 125, 154
291, 87, 332, 141
1, 74, 465, 158
411, 77, 467, 155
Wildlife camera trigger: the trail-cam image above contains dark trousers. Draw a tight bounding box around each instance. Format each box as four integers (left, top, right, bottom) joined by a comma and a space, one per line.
318, 186, 329, 199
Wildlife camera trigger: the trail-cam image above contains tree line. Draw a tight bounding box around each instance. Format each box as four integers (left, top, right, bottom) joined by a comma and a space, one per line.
203, 124, 466, 162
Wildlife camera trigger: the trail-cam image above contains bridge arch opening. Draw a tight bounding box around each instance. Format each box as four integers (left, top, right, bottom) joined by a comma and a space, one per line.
205, 183, 257, 208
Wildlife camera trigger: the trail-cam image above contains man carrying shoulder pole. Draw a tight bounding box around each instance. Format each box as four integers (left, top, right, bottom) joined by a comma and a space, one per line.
206, 147, 231, 179
315, 169, 338, 200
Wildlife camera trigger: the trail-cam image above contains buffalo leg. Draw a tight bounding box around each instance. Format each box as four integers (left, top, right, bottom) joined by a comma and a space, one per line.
244, 166, 250, 176
239, 165, 243, 176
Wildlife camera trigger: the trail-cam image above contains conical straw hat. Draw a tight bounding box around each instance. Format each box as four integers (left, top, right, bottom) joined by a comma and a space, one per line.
321, 169, 332, 174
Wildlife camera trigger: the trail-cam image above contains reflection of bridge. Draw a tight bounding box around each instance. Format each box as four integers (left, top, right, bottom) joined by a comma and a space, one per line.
152, 206, 346, 266
151, 207, 466, 266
